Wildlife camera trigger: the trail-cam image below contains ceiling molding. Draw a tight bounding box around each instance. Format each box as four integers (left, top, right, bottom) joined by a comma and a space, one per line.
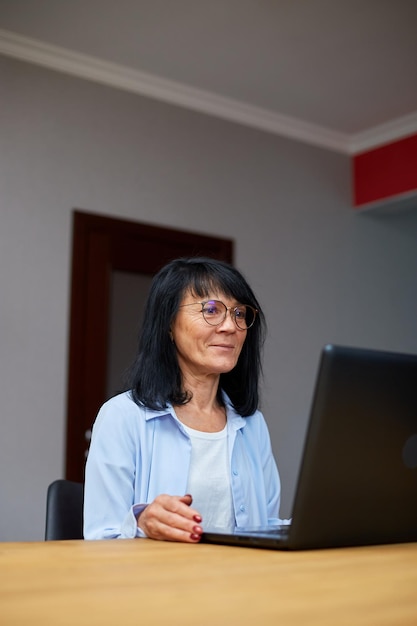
348, 112, 417, 154
0, 28, 349, 153
1, 29, 416, 156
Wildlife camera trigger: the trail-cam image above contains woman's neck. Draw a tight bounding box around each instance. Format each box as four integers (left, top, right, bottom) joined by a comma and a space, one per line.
174, 375, 226, 432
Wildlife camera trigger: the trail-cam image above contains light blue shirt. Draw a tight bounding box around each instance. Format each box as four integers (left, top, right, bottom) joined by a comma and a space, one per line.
84, 391, 283, 539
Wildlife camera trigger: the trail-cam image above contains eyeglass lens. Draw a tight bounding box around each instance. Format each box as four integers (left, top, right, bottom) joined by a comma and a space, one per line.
202, 300, 256, 329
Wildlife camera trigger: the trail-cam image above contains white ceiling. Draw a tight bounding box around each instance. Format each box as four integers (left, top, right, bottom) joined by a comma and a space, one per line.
1, 0, 417, 153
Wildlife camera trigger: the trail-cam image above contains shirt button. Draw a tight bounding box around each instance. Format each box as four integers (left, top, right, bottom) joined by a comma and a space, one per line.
232, 469, 238, 476
239, 505, 246, 513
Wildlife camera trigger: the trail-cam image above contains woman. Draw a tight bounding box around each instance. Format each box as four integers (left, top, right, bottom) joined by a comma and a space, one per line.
84, 256, 285, 541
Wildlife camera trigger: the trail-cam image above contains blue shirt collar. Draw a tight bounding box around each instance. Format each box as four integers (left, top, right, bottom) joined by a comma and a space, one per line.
140, 390, 247, 431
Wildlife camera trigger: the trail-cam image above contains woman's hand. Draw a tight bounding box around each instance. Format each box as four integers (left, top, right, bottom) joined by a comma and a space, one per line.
137, 494, 203, 542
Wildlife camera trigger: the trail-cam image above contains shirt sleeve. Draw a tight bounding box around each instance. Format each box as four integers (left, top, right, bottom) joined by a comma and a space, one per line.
83, 397, 144, 539
257, 412, 290, 526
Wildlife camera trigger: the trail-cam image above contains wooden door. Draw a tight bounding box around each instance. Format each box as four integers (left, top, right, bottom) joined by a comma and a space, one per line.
65, 210, 233, 481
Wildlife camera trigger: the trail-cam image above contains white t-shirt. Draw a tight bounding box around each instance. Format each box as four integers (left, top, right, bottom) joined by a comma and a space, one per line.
182, 423, 235, 528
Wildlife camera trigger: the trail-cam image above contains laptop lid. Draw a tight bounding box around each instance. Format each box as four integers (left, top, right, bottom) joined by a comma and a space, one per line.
202, 344, 417, 550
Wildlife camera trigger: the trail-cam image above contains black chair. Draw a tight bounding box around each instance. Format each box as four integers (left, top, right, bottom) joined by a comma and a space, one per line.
45, 479, 84, 540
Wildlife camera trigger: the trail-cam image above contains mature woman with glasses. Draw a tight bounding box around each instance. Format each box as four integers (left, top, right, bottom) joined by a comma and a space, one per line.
84, 256, 285, 541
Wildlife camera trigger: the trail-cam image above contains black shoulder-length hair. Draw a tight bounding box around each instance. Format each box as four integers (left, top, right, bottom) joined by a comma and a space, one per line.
127, 256, 266, 417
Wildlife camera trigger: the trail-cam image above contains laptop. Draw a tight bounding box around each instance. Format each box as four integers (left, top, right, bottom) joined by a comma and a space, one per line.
202, 344, 417, 550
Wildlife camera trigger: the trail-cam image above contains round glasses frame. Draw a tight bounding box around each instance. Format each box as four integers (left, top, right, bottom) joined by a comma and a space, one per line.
179, 300, 258, 330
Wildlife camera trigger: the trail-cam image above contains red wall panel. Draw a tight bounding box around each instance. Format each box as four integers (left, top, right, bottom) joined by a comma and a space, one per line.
353, 133, 417, 208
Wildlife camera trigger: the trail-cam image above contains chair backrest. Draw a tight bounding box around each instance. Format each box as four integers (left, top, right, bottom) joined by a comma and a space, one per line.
45, 479, 84, 540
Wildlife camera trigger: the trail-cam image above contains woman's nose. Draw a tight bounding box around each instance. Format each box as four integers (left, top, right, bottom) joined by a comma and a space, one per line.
218, 308, 237, 330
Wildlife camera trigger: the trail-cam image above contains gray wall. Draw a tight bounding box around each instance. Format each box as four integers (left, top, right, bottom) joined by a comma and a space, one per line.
1, 55, 416, 541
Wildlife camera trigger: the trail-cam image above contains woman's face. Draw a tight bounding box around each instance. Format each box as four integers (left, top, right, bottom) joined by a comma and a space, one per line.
171, 290, 247, 381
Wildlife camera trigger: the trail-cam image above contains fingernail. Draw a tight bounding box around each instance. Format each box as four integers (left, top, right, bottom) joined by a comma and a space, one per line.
184, 494, 192, 499
193, 514, 202, 523
190, 533, 201, 541
192, 525, 202, 534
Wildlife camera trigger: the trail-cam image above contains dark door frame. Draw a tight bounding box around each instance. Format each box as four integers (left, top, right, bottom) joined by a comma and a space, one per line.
65, 210, 233, 482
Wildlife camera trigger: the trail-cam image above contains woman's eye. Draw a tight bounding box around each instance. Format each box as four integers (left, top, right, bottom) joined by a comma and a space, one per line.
204, 305, 218, 315
234, 307, 246, 319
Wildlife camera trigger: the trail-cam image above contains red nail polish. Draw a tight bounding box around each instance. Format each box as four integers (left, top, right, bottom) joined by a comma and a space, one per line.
192, 525, 202, 534
190, 533, 201, 541
193, 514, 202, 523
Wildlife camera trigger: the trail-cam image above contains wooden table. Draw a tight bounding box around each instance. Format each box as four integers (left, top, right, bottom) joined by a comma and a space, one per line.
1, 539, 417, 625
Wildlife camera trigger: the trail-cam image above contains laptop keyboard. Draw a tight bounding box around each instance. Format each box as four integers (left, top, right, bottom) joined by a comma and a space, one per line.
237, 524, 291, 537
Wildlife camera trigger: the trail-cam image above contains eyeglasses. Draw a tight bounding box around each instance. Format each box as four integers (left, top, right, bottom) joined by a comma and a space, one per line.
179, 300, 258, 330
